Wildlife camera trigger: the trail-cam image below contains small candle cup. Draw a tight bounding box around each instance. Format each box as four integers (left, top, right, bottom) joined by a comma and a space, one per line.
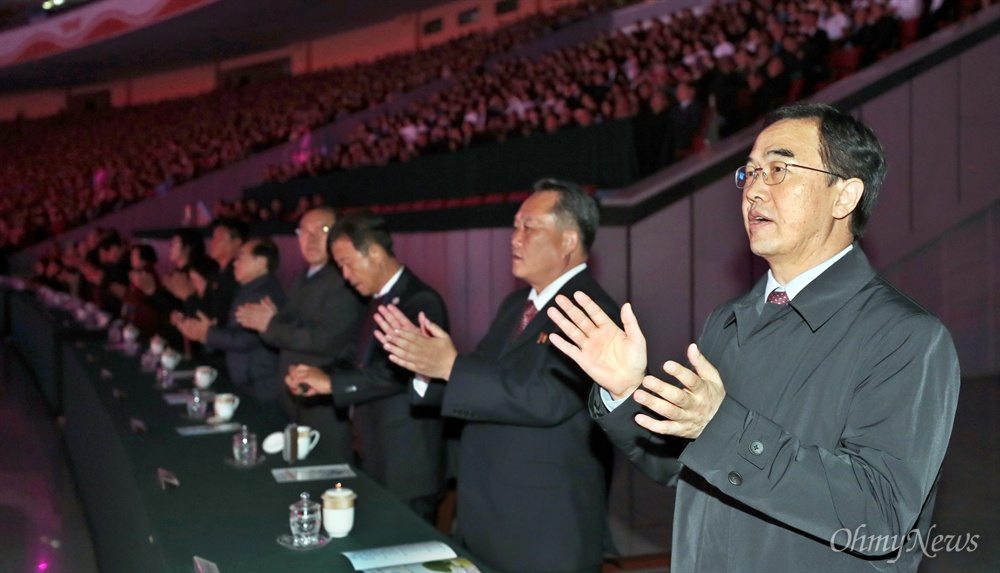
322, 485, 357, 538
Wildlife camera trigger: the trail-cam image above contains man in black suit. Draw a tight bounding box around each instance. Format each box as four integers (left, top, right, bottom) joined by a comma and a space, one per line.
376, 180, 618, 573
235, 207, 366, 458
177, 237, 286, 415
286, 210, 448, 524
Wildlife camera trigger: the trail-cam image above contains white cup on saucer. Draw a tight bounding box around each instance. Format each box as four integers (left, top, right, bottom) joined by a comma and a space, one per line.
194, 365, 218, 389
213, 393, 240, 421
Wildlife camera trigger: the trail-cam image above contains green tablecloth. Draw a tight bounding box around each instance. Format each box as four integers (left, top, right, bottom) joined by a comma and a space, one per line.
59, 337, 485, 573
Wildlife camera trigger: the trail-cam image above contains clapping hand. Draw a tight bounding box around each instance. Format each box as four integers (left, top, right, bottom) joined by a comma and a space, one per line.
633, 344, 726, 439
547, 292, 726, 439
374, 304, 457, 380
235, 296, 278, 332
545, 291, 648, 400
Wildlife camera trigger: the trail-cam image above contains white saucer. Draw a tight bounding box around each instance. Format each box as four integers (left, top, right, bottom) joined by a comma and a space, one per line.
262, 431, 284, 454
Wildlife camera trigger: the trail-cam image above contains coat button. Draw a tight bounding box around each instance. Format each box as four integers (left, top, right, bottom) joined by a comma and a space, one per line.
728, 471, 743, 486
749, 440, 764, 455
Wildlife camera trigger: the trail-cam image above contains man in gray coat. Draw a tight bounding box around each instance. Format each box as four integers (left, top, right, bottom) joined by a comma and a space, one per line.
546, 103, 960, 572
235, 207, 365, 459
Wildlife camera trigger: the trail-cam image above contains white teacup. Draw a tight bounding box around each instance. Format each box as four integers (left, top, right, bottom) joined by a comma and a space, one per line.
213, 393, 240, 421
296, 426, 320, 460
160, 349, 181, 370
194, 365, 218, 389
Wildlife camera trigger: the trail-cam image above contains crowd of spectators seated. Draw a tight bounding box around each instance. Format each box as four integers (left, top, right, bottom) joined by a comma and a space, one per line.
0, 0, 988, 255
262, 0, 973, 184
0, 0, 636, 254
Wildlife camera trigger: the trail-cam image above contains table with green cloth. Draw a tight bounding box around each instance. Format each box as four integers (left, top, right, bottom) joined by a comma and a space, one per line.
9, 289, 105, 414
59, 336, 487, 573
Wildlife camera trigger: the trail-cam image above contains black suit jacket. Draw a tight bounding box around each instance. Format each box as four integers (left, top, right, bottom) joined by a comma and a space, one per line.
262, 264, 366, 375
205, 274, 286, 404
437, 270, 618, 573
262, 264, 366, 457
327, 267, 449, 503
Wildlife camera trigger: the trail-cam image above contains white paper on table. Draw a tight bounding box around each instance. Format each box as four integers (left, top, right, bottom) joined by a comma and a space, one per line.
164, 390, 215, 405
192, 556, 220, 573
162, 393, 189, 405
271, 463, 356, 483
175, 423, 241, 436
342, 541, 457, 571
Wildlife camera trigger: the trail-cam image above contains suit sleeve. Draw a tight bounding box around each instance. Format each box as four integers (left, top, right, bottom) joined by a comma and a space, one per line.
261, 282, 362, 357
444, 286, 620, 427
591, 387, 686, 486
679, 313, 959, 554
328, 289, 448, 407
205, 324, 261, 352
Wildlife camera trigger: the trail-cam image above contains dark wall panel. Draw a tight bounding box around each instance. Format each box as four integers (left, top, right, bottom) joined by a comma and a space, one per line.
958, 34, 1000, 215
912, 60, 961, 241
861, 83, 913, 268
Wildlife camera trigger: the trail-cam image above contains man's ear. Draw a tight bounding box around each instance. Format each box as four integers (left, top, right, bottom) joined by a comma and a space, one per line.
832, 178, 864, 222
366, 243, 384, 263
561, 228, 580, 255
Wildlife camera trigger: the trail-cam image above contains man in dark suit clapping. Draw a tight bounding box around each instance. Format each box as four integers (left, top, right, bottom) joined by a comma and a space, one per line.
376, 180, 618, 573
285, 210, 449, 524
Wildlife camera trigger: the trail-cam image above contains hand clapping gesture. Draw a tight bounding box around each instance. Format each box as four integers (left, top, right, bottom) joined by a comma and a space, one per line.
234, 296, 278, 333
547, 291, 726, 439
373, 304, 457, 380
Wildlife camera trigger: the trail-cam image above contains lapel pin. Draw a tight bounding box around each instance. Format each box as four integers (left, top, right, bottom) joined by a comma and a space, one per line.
391, 296, 400, 305
537, 332, 548, 344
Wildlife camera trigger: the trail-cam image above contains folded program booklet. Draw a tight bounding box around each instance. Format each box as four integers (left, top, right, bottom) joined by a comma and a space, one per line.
342, 541, 479, 572
271, 464, 356, 483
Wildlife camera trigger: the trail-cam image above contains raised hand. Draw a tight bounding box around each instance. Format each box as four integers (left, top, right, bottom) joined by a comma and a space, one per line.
633, 344, 726, 439
546, 291, 647, 400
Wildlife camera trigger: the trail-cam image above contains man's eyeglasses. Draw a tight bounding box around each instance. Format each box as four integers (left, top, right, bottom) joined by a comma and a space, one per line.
735, 161, 846, 189
295, 225, 330, 239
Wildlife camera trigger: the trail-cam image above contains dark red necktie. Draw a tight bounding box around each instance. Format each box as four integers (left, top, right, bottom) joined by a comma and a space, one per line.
513, 301, 538, 338
767, 289, 789, 306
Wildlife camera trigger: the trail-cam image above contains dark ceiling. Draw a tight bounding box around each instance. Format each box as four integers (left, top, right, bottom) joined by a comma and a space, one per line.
0, 0, 456, 94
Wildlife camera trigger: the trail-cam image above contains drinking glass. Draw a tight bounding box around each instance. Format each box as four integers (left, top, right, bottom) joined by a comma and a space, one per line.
186, 389, 208, 420
232, 426, 257, 465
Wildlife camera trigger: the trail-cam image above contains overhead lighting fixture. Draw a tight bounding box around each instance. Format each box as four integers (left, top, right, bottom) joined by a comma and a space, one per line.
42, 1, 53, 9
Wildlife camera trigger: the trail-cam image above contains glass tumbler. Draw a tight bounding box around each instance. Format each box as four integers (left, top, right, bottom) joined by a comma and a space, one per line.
232, 426, 257, 465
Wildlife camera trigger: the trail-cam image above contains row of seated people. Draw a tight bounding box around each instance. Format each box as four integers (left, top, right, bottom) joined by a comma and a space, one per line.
0, 0, 637, 253
30, 181, 626, 573
261, 0, 977, 184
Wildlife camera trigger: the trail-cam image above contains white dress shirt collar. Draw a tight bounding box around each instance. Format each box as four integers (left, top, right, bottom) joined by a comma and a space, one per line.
764, 244, 853, 303
375, 266, 405, 299
528, 263, 588, 310
306, 262, 327, 278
